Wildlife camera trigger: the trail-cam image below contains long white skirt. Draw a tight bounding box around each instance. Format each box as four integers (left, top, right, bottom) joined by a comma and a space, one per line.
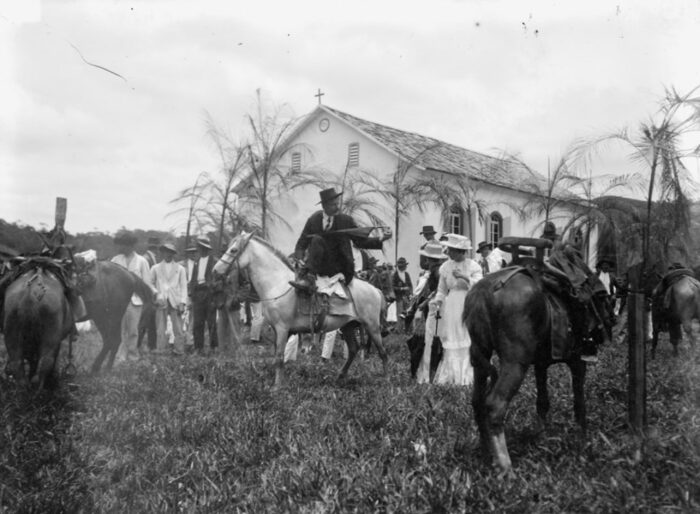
434, 289, 473, 386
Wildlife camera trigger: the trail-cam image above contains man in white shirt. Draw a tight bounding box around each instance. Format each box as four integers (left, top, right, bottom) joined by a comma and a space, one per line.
476, 241, 507, 275
111, 231, 155, 363
151, 243, 188, 356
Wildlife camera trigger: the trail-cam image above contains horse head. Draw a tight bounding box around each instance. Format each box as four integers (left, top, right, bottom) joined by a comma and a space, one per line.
214, 231, 255, 277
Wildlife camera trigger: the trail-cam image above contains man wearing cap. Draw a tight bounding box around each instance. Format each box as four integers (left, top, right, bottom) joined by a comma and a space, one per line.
111, 231, 155, 362
476, 241, 507, 275
150, 243, 188, 356
391, 257, 413, 334
290, 187, 392, 293
189, 237, 218, 354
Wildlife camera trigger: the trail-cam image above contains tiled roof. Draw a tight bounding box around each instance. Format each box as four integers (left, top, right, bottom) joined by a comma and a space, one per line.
323, 106, 543, 192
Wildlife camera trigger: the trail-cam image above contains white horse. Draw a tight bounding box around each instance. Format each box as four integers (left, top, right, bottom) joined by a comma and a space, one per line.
213, 232, 388, 388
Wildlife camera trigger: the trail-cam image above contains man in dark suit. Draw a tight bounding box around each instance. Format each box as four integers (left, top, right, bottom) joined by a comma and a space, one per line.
290, 187, 392, 293
189, 237, 218, 354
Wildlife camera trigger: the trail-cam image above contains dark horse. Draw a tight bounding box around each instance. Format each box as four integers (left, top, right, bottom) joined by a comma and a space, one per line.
75, 260, 154, 373
3, 261, 73, 389
464, 267, 613, 471
651, 271, 700, 358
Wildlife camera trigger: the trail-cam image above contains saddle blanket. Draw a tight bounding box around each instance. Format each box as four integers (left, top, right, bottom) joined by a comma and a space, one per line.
316, 273, 348, 299
75, 249, 97, 265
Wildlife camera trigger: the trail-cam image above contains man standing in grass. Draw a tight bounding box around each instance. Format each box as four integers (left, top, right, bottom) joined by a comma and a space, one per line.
111, 231, 154, 363
151, 242, 188, 356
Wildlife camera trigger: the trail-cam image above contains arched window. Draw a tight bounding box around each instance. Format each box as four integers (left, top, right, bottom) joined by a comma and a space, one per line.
488, 212, 503, 247
448, 205, 464, 235
291, 152, 301, 173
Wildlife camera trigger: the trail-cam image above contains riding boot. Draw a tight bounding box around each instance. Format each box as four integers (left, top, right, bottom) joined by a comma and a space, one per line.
289, 266, 317, 294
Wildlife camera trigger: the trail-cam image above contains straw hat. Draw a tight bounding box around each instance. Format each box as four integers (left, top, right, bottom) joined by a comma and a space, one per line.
159, 242, 177, 254
441, 233, 472, 251
420, 241, 448, 260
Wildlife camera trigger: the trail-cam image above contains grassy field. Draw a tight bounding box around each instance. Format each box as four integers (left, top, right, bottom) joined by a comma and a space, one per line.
0, 321, 699, 513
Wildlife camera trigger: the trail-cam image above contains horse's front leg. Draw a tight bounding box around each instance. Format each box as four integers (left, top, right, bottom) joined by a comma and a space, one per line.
273, 325, 289, 390
567, 358, 587, 432
534, 362, 550, 433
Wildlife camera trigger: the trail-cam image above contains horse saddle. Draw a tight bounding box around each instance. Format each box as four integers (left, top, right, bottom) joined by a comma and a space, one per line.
296, 284, 357, 332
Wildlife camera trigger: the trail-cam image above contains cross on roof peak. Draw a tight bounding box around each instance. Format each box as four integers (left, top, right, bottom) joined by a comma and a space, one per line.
314, 88, 325, 105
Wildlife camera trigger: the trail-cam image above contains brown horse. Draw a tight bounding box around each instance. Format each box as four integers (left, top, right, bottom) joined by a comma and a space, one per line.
651, 272, 700, 358
463, 268, 613, 471
75, 260, 154, 373
3, 262, 73, 389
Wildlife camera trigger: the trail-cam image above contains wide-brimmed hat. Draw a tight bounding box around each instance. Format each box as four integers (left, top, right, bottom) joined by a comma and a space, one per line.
540, 221, 558, 240
147, 237, 161, 248
196, 237, 212, 250
441, 233, 472, 251
159, 242, 177, 254
476, 241, 493, 254
397, 257, 408, 266
420, 241, 448, 260
317, 187, 343, 205
597, 256, 615, 267
420, 225, 436, 235
114, 231, 138, 246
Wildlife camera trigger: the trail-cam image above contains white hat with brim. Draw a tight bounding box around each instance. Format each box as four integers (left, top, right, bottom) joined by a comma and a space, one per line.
441, 233, 472, 251
420, 241, 448, 260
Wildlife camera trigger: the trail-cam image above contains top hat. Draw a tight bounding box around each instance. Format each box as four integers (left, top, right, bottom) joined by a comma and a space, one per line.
196, 237, 212, 250
147, 237, 161, 247
397, 257, 408, 266
420, 241, 448, 260
420, 225, 436, 235
441, 233, 472, 251
476, 241, 493, 254
159, 242, 177, 254
114, 230, 138, 246
317, 187, 343, 205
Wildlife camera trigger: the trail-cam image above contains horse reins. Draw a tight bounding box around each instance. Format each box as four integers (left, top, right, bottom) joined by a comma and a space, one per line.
218, 236, 294, 303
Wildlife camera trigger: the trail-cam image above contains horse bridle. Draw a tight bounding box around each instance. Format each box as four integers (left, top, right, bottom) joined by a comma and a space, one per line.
217, 234, 294, 303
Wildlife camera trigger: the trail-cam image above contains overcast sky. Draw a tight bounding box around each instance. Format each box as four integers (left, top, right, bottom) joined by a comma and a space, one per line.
2, 0, 699, 235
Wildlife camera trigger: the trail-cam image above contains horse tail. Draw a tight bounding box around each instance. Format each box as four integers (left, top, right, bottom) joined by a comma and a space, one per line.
380, 294, 388, 334
131, 272, 154, 305
463, 281, 498, 385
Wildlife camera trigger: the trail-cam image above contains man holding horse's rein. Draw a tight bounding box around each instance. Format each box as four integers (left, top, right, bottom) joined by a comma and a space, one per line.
290, 188, 392, 294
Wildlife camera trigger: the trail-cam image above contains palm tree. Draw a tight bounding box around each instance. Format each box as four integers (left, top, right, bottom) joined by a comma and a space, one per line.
167, 171, 210, 249
413, 171, 490, 244
579, 85, 700, 268
500, 151, 584, 238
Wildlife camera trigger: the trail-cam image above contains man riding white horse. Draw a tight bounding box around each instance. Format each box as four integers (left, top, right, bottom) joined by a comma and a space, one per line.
290, 188, 392, 294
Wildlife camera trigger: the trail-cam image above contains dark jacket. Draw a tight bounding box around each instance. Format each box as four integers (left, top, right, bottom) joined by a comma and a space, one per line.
294, 211, 384, 282
392, 270, 413, 300
189, 255, 216, 295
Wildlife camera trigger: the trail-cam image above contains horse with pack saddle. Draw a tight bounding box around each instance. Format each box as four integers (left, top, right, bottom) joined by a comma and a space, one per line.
0, 245, 86, 389
649, 265, 700, 358
463, 236, 614, 471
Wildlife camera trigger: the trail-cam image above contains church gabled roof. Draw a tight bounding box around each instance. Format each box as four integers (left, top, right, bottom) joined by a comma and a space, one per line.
318, 105, 543, 192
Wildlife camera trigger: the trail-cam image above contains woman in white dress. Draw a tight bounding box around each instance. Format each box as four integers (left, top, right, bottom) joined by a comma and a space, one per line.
430, 234, 483, 386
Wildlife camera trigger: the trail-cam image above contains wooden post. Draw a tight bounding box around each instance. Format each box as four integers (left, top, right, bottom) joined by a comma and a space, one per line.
55, 197, 67, 229
627, 292, 647, 431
